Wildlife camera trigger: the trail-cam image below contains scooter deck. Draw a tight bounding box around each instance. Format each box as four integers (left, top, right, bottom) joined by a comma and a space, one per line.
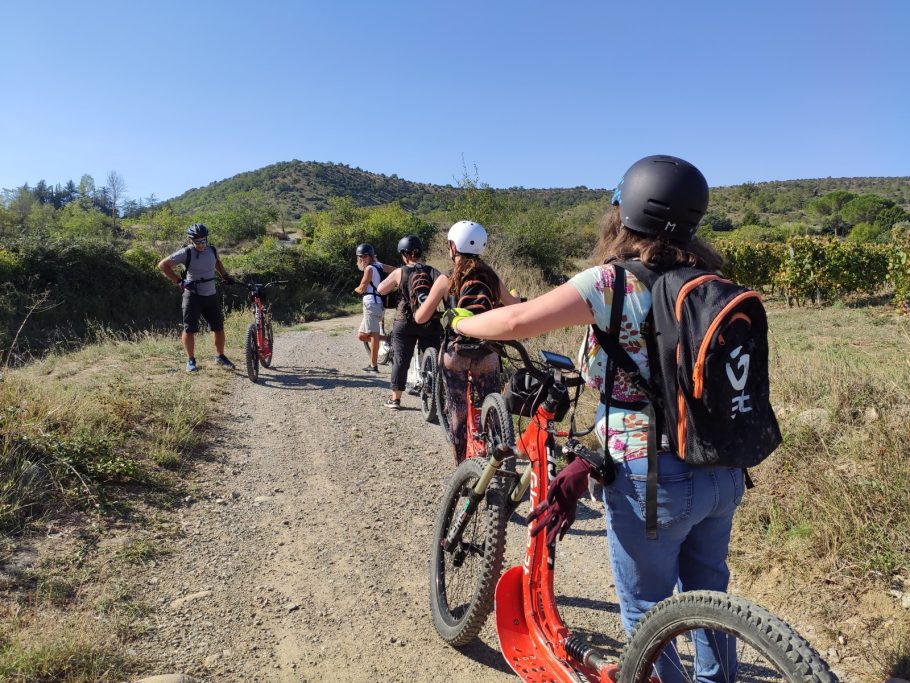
495, 565, 614, 683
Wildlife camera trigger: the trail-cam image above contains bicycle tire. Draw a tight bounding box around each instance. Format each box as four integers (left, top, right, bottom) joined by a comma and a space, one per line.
435, 359, 452, 443
245, 323, 259, 383
419, 347, 438, 423
429, 458, 509, 646
261, 319, 275, 368
480, 393, 515, 456
618, 590, 837, 683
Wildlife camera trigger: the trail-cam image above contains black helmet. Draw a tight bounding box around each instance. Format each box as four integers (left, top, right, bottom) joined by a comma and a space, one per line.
611, 155, 709, 242
355, 243, 375, 257
397, 235, 422, 254
187, 223, 209, 239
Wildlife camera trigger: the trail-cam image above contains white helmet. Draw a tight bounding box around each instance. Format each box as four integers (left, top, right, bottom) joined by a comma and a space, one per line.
447, 220, 488, 256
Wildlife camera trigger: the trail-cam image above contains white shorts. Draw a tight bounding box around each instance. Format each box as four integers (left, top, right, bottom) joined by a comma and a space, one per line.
359, 303, 384, 334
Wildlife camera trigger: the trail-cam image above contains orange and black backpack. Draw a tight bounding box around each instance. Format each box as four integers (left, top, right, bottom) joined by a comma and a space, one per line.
591, 259, 782, 538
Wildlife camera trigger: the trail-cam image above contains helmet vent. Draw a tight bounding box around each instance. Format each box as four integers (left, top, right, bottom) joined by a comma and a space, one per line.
646, 199, 670, 209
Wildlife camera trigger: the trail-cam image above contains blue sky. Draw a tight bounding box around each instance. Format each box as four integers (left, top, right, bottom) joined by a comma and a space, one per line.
1, 1, 907, 203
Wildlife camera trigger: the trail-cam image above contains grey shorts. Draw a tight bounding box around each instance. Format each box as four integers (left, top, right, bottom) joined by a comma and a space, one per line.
359, 303, 384, 334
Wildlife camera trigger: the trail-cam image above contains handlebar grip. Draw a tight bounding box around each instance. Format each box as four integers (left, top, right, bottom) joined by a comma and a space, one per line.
562, 438, 615, 485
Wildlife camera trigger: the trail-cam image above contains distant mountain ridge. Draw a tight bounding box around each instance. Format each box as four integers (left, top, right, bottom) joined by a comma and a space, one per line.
164, 159, 909, 221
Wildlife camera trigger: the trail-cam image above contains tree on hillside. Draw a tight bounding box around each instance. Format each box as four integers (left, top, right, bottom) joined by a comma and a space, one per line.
840, 194, 892, 228
808, 189, 856, 236
106, 170, 127, 232
873, 204, 909, 232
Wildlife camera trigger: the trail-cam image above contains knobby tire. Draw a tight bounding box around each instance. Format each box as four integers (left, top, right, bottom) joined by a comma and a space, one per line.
420, 347, 438, 423
429, 458, 509, 646
245, 323, 259, 383
261, 319, 274, 368
435, 356, 452, 443
618, 590, 837, 683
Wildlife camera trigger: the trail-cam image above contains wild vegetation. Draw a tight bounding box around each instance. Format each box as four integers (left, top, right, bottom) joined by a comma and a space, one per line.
1, 163, 909, 679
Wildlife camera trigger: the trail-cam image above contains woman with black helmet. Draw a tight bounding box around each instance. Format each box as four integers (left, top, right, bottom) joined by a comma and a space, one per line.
375, 235, 443, 409
445, 156, 742, 681
353, 242, 393, 372
414, 220, 521, 464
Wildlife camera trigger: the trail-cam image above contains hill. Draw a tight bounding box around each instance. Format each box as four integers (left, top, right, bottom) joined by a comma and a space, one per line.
163, 160, 909, 228
163, 160, 614, 218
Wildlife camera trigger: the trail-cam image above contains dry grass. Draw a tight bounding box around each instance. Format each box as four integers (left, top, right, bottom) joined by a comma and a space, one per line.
0, 313, 254, 680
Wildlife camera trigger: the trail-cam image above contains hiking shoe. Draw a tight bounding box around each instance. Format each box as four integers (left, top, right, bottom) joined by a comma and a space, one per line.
384, 396, 401, 410
186, 358, 198, 373
215, 354, 236, 370
364, 365, 379, 373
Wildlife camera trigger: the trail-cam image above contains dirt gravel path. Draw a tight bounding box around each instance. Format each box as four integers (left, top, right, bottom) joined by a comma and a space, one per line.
132, 315, 624, 682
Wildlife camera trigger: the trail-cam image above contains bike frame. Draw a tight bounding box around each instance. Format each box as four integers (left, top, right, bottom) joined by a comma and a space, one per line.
250, 292, 272, 363
494, 372, 617, 683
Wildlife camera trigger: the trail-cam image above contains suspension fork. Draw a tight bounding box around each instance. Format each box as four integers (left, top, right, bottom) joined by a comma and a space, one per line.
442, 443, 512, 552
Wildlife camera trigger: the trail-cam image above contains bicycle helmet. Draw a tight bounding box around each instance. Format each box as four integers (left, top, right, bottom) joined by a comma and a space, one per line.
187, 223, 209, 240
397, 235, 423, 254
447, 220, 487, 256
611, 155, 709, 243
355, 243, 375, 257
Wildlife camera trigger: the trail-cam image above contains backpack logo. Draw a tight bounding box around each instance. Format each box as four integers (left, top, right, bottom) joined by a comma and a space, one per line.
726, 345, 752, 417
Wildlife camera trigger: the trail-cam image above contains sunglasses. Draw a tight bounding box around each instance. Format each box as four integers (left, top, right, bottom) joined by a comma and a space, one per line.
192, 239, 208, 245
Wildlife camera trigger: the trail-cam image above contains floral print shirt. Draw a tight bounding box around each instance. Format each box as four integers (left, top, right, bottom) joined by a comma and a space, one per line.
570, 264, 653, 463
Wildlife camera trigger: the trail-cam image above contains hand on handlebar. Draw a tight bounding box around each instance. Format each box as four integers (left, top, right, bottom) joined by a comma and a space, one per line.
440, 307, 473, 334
526, 457, 592, 545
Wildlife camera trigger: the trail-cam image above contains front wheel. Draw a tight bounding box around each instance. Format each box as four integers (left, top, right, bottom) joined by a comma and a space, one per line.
618, 591, 837, 683
480, 393, 515, 455
245, 323, 259, 383
261, 319, 275, 368
419, 347, 438, 423
429, 458, 509, 646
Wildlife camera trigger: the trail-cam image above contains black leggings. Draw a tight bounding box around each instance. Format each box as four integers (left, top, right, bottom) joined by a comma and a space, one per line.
390, 317, 442, 391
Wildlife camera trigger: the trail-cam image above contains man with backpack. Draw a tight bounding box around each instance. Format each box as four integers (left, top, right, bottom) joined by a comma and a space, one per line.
414, 221, 521, 463
353, 243, 393, 373
375, 235, 442, 409
157, 223, 237, 373
445, 155, 781, 682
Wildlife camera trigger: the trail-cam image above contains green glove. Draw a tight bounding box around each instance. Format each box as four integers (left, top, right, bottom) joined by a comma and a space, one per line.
441, 307, 474, 333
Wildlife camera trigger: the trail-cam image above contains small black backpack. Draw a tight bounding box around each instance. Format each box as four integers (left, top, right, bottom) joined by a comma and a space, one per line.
591, 259, 782, 538
400, 264, 436, 320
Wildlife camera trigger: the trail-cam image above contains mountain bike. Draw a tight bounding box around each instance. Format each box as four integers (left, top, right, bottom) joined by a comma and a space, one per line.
429, 339, 579, 648
430, 340, 836, 683
243, 280, 287, 383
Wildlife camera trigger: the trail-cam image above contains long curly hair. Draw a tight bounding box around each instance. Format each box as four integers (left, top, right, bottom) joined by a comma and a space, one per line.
448, 255, 501, 304
594, 204, 724, 272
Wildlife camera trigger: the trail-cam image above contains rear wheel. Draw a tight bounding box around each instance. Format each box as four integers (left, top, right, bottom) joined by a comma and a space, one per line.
419, 347, 438, 423
261, 319, 275, 368
429, 458, 508, 646
618, 591, 837, 682
435, 360, 452, 443
245, 323, 259, 383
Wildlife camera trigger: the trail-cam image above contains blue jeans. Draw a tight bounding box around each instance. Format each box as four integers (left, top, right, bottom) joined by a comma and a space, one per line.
604, 452, 745, 683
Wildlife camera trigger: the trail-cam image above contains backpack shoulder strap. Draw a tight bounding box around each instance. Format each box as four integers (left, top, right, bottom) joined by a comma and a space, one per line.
211, 245, 218, 260
184, 247, 192, 270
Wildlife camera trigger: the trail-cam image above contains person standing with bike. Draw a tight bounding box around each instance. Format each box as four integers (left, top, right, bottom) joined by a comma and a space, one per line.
375, 235, 442, 409
353, 243, 393, 373
415, 221, 521, 464
445, 156, 745, 682
157, 223, 237, 373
